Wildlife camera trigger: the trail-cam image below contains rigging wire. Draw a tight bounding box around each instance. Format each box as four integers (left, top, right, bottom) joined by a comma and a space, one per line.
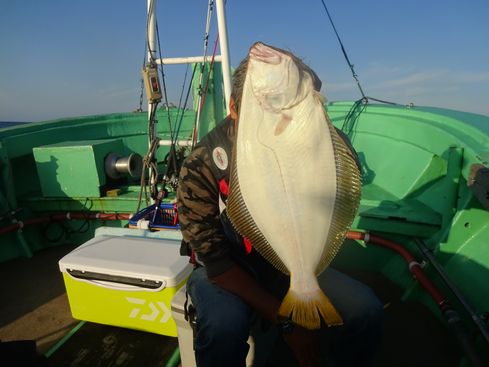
175, 64, 191, 122
137, 43, 147, 112
320, 0, 366, 101
137, 103, 160, 212
160, 0, 219, 191
138, 0, 218, 210
200, 32, 220, 110
171, 63, 192, 160
175, 65, 199, 142
341, 98, 366, 138
140, 0, 162, 205
192, 0, 215, 150
155, 16, 202, 188
320, 0, 402, 138
198, 0, 227, 113
161, 63, 199, 188
156, 20, 175, 121
141, 0, 206, 206
156, 19, 179, 179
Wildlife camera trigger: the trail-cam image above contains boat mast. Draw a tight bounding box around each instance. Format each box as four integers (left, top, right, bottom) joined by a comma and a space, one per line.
147, 0, 157, 141
145, 0, 232, 147
215, 0, 232, 114
147, 0, 157, 198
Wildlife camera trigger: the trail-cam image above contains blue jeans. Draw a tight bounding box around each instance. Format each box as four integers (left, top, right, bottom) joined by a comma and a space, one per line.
187, 266, 384, 367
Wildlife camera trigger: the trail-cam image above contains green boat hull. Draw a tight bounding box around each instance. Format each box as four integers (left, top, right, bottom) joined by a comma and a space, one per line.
0, 64, 488, 365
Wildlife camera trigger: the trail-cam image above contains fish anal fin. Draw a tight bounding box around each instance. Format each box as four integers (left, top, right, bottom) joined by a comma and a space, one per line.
278, 288, 343, 330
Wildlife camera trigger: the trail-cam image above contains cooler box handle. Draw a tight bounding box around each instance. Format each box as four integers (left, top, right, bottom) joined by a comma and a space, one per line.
65, 269, 167, 292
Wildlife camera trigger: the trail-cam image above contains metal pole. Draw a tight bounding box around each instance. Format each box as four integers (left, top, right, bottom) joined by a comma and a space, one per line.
147, 0, 157, 130
147, 1, 157, 84
157, 55, 223, 65
215, 0, 232, 114
147, 0, 157, 202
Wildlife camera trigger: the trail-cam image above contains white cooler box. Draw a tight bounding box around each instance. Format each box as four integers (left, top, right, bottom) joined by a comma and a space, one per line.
59, 235, 192, 337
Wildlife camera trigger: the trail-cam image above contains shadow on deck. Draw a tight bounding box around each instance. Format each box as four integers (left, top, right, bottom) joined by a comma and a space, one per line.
0, 246, 463, 366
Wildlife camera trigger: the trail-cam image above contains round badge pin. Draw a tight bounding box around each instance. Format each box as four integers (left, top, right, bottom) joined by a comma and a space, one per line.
212, 147, 228, 171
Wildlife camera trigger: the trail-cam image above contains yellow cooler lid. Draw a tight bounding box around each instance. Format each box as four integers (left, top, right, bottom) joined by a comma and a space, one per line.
59, 235, 191, 288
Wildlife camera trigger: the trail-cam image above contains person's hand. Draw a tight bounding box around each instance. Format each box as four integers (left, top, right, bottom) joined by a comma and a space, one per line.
282, 324, 320, 367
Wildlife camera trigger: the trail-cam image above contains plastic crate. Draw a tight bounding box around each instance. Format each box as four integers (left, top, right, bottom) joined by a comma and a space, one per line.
129, 203, 179, 230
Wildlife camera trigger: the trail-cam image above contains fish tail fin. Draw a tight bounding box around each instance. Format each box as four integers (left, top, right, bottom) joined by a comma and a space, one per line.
278, 288, 343, 329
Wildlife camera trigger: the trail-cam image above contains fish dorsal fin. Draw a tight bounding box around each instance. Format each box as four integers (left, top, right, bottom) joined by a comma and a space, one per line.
315, 115, 362, 274
227, 142, 289, 275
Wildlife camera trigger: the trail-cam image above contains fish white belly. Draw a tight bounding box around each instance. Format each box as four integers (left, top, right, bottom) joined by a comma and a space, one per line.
236, 91, 336, 276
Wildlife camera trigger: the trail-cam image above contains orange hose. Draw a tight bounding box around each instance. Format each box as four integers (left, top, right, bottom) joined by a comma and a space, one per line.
346, 230, 449, 309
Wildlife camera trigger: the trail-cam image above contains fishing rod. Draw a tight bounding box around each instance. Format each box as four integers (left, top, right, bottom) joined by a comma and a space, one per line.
414, 238, 489, 346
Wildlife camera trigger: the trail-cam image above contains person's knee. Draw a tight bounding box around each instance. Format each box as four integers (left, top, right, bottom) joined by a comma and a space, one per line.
362, 287, 384, 321
198, 302, 251, 341
194, 305, 252, 360
342, 286, 384, 333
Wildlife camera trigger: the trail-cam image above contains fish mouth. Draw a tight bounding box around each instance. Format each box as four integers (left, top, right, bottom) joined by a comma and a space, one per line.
249, 42, 282, 65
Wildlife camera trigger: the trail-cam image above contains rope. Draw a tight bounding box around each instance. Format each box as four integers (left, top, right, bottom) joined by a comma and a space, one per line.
320, 0, 366, 100
320, 1, 403, 136
341, 98, 366, 138
366, 96, 399, 106
341, 96, 400, 138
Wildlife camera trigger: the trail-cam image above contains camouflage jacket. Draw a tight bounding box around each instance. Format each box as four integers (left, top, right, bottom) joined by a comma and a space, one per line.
177, 117, 238, 277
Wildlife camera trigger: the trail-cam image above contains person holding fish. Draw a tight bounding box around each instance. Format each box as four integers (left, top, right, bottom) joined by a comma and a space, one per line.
177, 42, 384, 367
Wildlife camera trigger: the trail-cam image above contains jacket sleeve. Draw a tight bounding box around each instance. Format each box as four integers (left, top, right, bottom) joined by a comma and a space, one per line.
176, 146, 235, 277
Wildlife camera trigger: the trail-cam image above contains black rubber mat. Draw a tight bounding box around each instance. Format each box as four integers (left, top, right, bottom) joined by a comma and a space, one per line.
47, 322, 178, 367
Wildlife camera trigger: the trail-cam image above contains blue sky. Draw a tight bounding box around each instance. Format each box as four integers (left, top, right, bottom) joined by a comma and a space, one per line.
1, 0, 488, 122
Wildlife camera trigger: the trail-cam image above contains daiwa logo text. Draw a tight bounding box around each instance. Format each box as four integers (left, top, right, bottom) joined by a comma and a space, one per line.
126, 297, 171, 323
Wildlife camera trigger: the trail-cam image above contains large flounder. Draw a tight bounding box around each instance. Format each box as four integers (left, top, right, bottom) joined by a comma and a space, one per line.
227, 42, 361, 330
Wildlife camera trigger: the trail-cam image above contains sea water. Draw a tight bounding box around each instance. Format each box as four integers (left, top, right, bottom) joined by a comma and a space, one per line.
0, 121, 30, 128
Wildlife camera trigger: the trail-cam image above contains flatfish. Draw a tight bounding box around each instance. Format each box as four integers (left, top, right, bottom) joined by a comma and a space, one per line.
227, 42, 361, 329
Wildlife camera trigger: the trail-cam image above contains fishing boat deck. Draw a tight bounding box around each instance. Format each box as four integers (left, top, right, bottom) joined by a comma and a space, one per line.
0, 244, 463, 366
0, 244, 78, 354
